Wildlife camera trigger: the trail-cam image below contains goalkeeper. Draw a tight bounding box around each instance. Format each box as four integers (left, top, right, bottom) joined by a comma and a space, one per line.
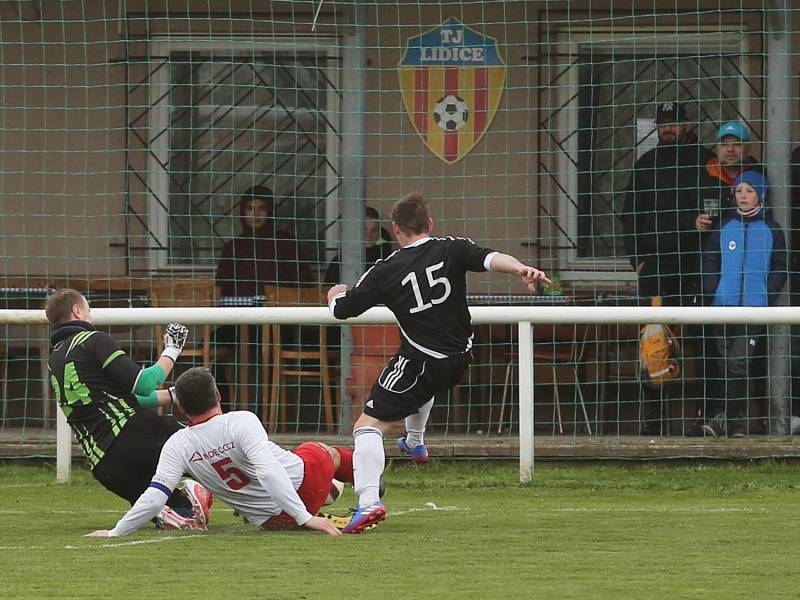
46, 288, 210, 527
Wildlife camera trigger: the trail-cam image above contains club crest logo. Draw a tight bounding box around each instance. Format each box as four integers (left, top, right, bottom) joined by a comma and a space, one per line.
398, 17, 506, 164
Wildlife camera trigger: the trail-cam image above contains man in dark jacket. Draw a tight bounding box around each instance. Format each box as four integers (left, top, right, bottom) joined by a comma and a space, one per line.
790, 146, 800, 282
622, 101, 715, 306
791, 146, 800, 423
324, 206, 395, 284
621, 101, 714, 435
214, 185, 314, 406
216, 185, 313, 296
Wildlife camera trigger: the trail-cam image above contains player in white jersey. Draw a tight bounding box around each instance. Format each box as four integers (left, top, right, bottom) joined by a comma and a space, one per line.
86, 367, 354, 537
328, 193, 549, 533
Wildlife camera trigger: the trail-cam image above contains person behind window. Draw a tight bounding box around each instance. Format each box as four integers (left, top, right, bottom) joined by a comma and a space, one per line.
701, 121, 762, 186
323, 207, 395, 350
622, 101, 714, 306
694, 121, 764, 233
214, 185, 313, 407
701, 171, 787, 437
324, 206, 395, 285
621, 101, 714, 436
790, 146, 800, 427
216, 185, 312, 297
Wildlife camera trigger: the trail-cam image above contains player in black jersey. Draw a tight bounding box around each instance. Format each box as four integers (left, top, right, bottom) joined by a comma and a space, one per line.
327, 193, 549, 532
46, 289, 210, 528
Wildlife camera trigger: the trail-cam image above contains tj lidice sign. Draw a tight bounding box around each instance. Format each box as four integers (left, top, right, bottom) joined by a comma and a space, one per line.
398, 17, 506, 164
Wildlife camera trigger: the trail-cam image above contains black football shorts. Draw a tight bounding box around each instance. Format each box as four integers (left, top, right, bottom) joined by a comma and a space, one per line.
364, 352, 470, 422
92, 410, 183, 505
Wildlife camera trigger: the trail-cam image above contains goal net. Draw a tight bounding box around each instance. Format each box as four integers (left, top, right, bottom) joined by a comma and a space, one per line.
1, 2, 798, 465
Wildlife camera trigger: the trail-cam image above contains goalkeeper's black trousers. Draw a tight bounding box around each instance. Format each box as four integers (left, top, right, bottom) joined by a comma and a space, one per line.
91, 409, 192, 510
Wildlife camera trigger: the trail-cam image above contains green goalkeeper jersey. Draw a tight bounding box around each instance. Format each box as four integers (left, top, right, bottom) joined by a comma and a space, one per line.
48, 321, 144, 468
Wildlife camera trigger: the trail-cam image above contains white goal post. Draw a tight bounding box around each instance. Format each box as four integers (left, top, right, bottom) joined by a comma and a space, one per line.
2, 305, 799, 483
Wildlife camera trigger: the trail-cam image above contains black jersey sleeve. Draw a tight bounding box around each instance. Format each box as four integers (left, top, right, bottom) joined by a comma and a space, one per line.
93, 332, 141, 391
331, 263, 386, 319
455, 237, 494, 272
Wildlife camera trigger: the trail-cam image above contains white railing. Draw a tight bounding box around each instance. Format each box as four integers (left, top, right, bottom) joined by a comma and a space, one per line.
3, 305, 800, 483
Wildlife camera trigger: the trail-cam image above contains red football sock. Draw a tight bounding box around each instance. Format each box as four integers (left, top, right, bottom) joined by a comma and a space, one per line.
334, 447, 354, 483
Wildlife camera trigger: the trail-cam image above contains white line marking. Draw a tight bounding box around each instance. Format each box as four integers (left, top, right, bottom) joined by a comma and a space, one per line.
391, 504, 469, 516
0, 535, 206, 552
0, 505, 765, 519
65, 534, 205, 549
0, 509, 123, 515
552, 507, 768, 514
0, 507, 238, 515
1, 503, 464, 551
0, 483, 52, 489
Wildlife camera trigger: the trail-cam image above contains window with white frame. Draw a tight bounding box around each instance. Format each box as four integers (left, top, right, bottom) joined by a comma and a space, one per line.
542, 30, 751, 278
145, 38, 341, 272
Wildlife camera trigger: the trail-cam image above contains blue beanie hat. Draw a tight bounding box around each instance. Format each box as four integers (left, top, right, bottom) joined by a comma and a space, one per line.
733, 170, 767, 204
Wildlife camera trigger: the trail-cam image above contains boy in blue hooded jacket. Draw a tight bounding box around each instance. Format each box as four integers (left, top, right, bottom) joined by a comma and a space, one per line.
702, 171, 787, 436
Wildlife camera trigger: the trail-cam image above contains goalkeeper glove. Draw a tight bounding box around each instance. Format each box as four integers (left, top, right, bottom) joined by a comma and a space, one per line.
161, 323, 189, 362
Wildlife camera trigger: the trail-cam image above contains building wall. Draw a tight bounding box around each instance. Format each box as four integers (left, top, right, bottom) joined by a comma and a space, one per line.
0, 1, 796, 292
361, 1, 540, 294
0, 1, 127, 278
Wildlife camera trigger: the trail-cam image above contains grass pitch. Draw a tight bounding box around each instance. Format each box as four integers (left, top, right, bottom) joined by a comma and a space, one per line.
2, 461, 800, 599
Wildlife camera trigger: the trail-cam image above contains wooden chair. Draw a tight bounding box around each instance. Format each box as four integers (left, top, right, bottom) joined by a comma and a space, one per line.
498, 323, 596, 435
535, 323, 596, 435
261, 285, 336, 433
149, 279, 237, 406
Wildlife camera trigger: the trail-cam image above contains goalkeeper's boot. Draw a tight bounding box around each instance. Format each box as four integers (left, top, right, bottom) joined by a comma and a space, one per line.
155, 506, 204, 531
397, 436, 429, 463
177, 479, 214, 528
341, 501, 386, 534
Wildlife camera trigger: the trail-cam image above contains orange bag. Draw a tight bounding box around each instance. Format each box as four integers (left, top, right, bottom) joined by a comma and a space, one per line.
639, 297, 681, 386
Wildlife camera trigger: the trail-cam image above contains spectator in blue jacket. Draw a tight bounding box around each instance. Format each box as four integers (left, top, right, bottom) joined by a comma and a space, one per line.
701, 171, 787, 437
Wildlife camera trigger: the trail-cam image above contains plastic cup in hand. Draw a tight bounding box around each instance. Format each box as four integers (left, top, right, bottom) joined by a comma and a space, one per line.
703, 197, 720, 220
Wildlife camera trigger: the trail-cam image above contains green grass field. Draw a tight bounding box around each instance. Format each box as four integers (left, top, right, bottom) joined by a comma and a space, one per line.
2, 461, 800, 599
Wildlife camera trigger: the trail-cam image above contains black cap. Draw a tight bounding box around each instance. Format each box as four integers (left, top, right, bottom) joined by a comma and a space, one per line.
655, 101, 687, 124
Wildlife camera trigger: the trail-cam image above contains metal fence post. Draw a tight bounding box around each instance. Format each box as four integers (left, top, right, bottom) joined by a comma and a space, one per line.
518, 321, 534, 482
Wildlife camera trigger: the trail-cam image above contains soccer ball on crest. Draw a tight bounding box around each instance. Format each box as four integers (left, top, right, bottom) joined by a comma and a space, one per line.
433, 95, 469, 132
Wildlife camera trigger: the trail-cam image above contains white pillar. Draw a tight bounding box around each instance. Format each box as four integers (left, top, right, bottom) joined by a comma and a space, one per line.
518, 321, 534, 482
56, 406, 71, 482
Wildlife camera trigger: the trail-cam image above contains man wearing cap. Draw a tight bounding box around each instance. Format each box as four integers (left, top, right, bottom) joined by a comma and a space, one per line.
622, 101, 714, 304
621, 101, 714, 436
706, 121, 761, 186
695, 121, 763, 232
